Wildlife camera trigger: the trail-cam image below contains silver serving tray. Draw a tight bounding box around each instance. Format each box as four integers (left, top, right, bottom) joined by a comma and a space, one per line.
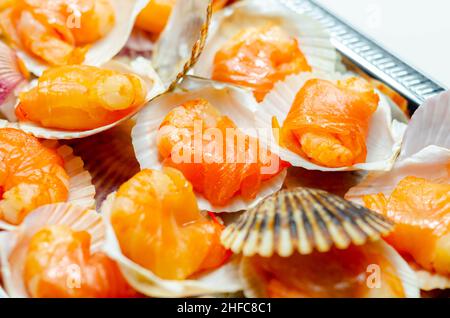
283, 0, 446, 112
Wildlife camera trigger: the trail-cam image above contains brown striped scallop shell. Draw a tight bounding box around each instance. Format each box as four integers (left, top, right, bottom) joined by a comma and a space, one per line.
221, 187, 394, 257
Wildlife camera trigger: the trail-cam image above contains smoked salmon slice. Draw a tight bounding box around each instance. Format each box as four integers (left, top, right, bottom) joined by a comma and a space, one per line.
363, 176, 450, 275
280, 77, 379, 168
157, 98, 288, 206
24, 225, 137, 298
111, 168, 229, 280
212, 24, 312, 102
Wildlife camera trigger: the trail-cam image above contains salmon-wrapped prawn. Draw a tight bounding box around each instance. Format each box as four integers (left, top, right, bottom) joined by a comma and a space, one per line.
212, 24, 311, 102
16, 65, 147, 131
0, 128, 69, 225
24, 225, 137, 298
110, 168, 229, 280
157, 98, 288, 206
346, 90, 450, 289
279, 77, 379, 168
0, 0, 115, 66
363, 176, 450, 276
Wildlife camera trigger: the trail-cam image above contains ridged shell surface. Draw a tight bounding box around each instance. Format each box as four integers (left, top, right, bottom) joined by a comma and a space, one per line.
221, 187, 394, 257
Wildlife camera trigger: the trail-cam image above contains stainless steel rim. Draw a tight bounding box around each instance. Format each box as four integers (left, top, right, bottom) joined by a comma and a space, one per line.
282, 0, 446, 110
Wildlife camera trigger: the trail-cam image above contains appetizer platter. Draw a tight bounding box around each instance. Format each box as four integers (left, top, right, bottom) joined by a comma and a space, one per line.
0, 0, 448, 298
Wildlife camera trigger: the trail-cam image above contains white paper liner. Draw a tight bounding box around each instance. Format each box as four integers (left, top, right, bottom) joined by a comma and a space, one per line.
241, 240, 420, 298
0, 57, 164, 140
194, 0, 338, 79
255, 72, 406, 171
132, 76, 287, 212
0, 203, 103, 298
399, 90, 450, 160
101, 193, 243, 297
15, 0, 150, 76
0, 141, 95, 231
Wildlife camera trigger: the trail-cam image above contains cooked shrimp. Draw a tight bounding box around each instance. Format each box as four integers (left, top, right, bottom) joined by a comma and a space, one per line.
0, 128, 69, 225
111, 168, 229, 280
212, 24, 312, 102
363, 176, 450, 275
280, 77, 379, 167
24, 225, 137, 298
16, 65, 147, 130
0, 0, 115, 65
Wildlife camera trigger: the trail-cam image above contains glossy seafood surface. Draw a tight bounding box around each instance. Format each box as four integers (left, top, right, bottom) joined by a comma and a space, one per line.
212, 24, 311, 102
0, 0, 446, 299
156, 98, 287, 206
280, 77, 379, 168
16, 65, 147, 130
24, 225, 136, 298
110, 168, 229, 280
0, 0, 115, 65
0, 128, 68, 225
363, 176, 450, 275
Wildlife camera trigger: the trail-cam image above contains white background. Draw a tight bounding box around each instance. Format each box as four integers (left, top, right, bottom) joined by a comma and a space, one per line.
316, 0, 450, 88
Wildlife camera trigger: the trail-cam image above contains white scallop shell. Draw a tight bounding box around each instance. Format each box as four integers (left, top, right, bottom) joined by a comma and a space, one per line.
101, 193, 243, 297
67, 120, 140, 209
0, 57, 165, 140
0, 41, 26, 107
345, 145, 450, 206
345, 147, 450, 291
240, 240, 420, 298
0, 203, 103, 298
153, 0, 212, 87
399, 90, 450, 160
408, 261, 450, 291
14, 0, 151, 76
255, 72, 407, 171
132, 76, 287, 213
345, 88, 450, 205
0, 141, 95, 231
194, 0, 338, 80
346, 93, 450, 290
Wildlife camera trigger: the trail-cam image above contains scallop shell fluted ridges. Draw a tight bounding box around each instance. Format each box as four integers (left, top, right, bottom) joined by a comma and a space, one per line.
221, 187, 394, 257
